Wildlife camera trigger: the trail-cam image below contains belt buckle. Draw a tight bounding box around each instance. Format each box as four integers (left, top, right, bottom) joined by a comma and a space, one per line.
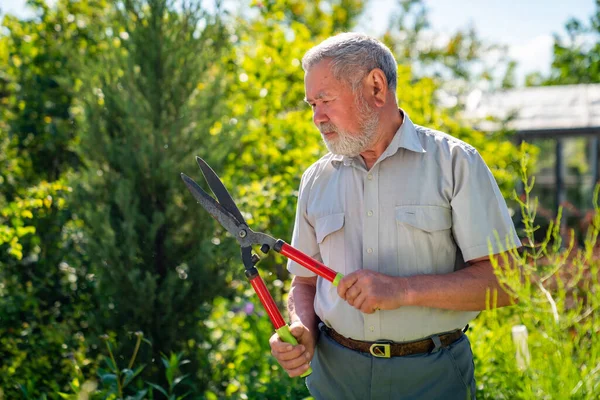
369, 342, 391, 358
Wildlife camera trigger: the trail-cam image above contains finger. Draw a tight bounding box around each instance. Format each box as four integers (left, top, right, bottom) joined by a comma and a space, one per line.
280, 351, 311, 371
337, 273, 359, 299
289, 324, 307, 341
345, 285, 361, 303
354, 293, 369, 312
347, 290, 361, 307
269, 335, 294, 352
269, 331, 285, 345
287, 362, 311, 378
282, 342, 313, 364
272, 344, 306, 361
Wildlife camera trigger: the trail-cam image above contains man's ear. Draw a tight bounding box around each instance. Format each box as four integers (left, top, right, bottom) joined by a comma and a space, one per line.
366, 68, 388, 107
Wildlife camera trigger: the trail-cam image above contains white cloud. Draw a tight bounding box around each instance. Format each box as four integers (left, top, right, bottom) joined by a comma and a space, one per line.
508, 34, 554, 82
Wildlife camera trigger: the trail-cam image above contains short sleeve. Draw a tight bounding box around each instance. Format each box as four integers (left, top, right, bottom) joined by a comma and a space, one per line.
450, 149, 521, 261
286, 170, 320, 277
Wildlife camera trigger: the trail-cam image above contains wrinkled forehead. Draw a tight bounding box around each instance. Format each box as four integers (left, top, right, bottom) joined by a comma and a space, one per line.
304, 59, 333, 84
304, 60, 345, 98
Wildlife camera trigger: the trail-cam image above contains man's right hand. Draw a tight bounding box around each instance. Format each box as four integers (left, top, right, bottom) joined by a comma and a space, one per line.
269, 321, 316, 377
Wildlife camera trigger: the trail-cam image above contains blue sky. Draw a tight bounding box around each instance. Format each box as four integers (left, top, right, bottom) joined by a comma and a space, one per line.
359, 0, 597, 83
2, 0, 597, 84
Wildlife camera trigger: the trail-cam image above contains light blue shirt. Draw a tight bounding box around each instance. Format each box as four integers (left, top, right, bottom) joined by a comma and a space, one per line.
287, 111, 521, 341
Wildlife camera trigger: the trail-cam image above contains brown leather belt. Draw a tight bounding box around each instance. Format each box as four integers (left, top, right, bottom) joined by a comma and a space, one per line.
323, 325, 464, 358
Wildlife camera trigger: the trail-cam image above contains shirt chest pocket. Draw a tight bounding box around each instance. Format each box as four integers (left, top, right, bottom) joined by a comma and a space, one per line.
315, 213, 346, 273
395, 205, 456, 275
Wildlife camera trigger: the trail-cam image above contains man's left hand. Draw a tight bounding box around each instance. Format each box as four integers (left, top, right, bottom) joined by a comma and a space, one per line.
337, 270, 408, 313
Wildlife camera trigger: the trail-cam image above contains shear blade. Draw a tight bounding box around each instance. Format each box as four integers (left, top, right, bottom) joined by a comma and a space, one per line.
195, 157, 247, 225
180, 172, 243, 238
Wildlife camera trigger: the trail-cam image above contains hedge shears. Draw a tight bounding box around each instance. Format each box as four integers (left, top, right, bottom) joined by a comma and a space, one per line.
181, 157, 344, 377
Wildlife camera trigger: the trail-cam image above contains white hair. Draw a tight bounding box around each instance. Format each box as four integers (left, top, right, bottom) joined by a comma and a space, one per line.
302, 32, 398, 92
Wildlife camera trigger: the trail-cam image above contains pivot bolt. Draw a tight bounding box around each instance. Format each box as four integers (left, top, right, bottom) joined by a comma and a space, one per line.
238, 229, 247, 238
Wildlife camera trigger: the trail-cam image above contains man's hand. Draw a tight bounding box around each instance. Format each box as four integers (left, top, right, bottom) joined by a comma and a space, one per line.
269, 321, 316, 377
337, 270, 408, 313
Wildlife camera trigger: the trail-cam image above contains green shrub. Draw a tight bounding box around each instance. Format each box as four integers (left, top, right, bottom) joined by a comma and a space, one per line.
471, 153, 600, 399
203, 284, 311, 399
60, 332, 193, 400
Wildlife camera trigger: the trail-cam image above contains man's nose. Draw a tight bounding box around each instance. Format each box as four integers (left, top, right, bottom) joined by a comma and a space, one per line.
313, 105, 329, 126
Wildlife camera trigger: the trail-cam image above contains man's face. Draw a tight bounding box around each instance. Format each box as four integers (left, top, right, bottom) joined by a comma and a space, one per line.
304, 60, 379, 156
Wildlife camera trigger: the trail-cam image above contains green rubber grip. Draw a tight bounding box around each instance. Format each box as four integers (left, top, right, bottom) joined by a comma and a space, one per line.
332, 272, 343, 287
276, 325, 312, 378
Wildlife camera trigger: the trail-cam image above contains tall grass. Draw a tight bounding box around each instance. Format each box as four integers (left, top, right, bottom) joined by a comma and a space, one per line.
471, 154, 600, 399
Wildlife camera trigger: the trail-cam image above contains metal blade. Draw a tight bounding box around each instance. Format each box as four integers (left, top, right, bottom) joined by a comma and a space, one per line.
196, 157, 247, 225
181, 173, 243, 239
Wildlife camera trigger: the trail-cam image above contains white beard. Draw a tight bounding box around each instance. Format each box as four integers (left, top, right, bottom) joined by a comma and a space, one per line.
319, 94, 379, 157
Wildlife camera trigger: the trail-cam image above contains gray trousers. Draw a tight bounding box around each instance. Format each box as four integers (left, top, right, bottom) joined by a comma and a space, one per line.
306, 325, 476, 400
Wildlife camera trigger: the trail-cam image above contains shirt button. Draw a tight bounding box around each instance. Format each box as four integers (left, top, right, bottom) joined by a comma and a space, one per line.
369, 326, 374, 332
367, 210, 373, 217
367, 248, 373, 254
367, 174, 373, 180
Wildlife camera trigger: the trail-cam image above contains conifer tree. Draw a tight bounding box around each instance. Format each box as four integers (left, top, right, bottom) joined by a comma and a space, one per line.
76, 0, 232, 381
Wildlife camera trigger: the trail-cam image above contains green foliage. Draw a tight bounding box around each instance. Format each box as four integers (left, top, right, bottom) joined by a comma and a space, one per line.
217, 6, 330, 253
391, 65, 534, 198
94, 333, 148, 399
0, 179, 94, 397
1, 0, 111, 191
217, 0, 527, 293
381, 0, 511, 88
0, 1, 111, 396
531, 0, 600, 85
73, 0, 234, 387
204, 291, 310, 399
501, 61, 518, 89
375, 1, 533, 197
60, 333, 192, 399
0, 0, 577, 398
251, 0, 364, 36
470, 152, 600, 399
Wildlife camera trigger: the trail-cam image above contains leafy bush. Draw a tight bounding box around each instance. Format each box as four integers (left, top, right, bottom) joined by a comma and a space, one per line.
59, 333, 194, 400
0, 180, 94, 397
203, 286, 311, 400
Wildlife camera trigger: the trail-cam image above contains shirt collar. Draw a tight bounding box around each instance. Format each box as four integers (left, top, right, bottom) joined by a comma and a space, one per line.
394, 110, 426, 154
331, 109, 426, 167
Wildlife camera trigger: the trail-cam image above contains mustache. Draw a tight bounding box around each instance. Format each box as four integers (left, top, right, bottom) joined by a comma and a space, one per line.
319, 122, 338, 134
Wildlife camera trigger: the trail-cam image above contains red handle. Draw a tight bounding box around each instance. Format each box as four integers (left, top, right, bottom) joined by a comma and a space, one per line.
248, 270, 313, 377
249, 273, 286, 329
278, 242, 342, 285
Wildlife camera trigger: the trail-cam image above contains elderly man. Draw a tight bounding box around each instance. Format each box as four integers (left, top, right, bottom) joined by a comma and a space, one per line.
269, 32, 520, 399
